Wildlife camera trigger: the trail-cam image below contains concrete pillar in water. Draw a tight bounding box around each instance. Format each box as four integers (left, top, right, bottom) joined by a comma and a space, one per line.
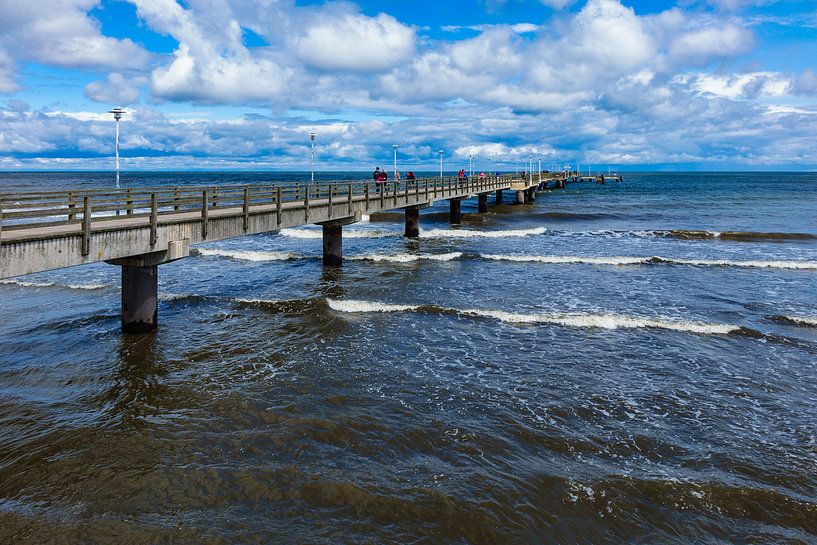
322, 223, 343, 266
527, 188, 536, 202
121, 264, 158, 333
449, 199, 462, 224
495, 190, 503, 204
516, 190, 526, 204
404, 206, 420, 238
478, 194, 488, 213
107, 241, 191, 334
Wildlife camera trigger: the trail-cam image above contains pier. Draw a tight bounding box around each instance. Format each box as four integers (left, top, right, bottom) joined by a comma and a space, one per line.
0, 174, 544, 332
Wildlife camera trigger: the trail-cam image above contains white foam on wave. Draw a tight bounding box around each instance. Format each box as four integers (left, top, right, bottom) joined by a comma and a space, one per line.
348, 252, 463, 263
0, 279, 107, 290
782, 316, 817, 327
197, 248, 304, 262
458, 308, 738, 334
668, 258, 817, 270
480, 254, 817, 270
482, 254, 648, 266
280, 228, 397, 239
326, 298, 738, 335
326, 299, 420, 313
420, 227, 546, 239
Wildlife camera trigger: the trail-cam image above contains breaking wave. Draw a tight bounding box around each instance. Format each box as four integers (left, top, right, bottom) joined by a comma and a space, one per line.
770, 315, 817, 328
553, 229, 817, 242
479, 254, 817, 270
420, 227, 546, 238
195, 248, 306, 262
0, 279, 108, 290
280, 228, 398, 239
326, 299, 739, 335
347, 252, 463, 263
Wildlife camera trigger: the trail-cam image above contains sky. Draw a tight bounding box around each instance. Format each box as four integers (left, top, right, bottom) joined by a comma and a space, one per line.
0, 0, 816, 171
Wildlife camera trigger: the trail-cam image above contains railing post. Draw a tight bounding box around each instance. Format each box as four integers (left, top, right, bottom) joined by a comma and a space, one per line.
0, 199, 3, 242
364, 182, 370, 211
81, 196, 91, 256
304, 184, 310, 221
201, 190, 208, 239
415, 178, 419, 202
328, 183, 333, 218
68, 191, 76, 222
380, 181, 385, 209
212, 189, 219, 209
127, 188, 134, 216
276, 187, 282, 226
150, 193, 158, 246
394, 180, 398, 206
174, 187, 180, 211
348, 183, 353, 215
243, 187, 250, 232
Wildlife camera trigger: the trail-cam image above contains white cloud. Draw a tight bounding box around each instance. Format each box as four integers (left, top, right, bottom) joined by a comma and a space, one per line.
0, 0, 150, 70
683, 72, 791, 99
668, 24, 753, 64
0, 48, 17, 93
85, 72, 145, 104
130, 0, 292, 103
296, 12, 415, 72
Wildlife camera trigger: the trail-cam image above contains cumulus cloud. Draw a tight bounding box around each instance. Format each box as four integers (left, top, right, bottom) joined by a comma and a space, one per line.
0, 48, 17, 93
0, 0, 150, 70
667, 24, 753, 64
85, 73, 146, 104
130, 0, 292, 103
296, 12, 415, 72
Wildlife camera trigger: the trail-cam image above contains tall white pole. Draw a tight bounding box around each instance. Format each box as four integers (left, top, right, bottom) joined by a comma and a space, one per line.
109, 108, 124, 190
115, 118, 120, 189
538, 158, 542, 183
393, 144, 398, 180
310, 132, 315, 183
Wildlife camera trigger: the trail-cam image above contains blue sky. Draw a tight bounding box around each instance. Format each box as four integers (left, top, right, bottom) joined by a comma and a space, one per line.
0, 0, 816, 171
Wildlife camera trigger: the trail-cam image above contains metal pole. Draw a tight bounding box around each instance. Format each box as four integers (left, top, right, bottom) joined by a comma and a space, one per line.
310, 132, 316, 183
115, 118, 120, 190
393, 144, 398, 180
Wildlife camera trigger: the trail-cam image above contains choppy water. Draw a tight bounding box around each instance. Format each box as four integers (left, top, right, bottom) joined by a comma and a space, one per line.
1, 172, 816, 544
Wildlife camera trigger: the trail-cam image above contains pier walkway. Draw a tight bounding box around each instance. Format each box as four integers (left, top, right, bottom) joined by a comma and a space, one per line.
0, 174, 547, 332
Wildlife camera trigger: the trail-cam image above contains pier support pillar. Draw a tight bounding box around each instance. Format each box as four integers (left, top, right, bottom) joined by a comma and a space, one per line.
322, 223, 343, 266
516, 190, 526, 204
404, 206, 420, 238
449, 199, 462, 224
106, 240, 190, 334
121, 265, 158, 333
478, 194, 488, 213
527, 188, 536, 202
317, 214, 361, 267
495, 190, 503, 204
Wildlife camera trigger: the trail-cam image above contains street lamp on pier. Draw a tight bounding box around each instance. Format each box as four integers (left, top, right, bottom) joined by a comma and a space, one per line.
310, 132, 316, 183
108, 108, 124, 189
393, 144, 398, 180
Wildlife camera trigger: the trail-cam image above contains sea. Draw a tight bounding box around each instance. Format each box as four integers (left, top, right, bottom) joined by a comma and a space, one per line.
1, 171, 816, 544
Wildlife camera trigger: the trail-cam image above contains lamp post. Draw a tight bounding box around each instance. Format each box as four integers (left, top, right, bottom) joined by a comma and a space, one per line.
393, 144, 398, 180
439, 149, 443, 179
469, 154, 474, 177
310, 132, 316, 183
529, 155, 532, 179
108, 108, 124, 189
